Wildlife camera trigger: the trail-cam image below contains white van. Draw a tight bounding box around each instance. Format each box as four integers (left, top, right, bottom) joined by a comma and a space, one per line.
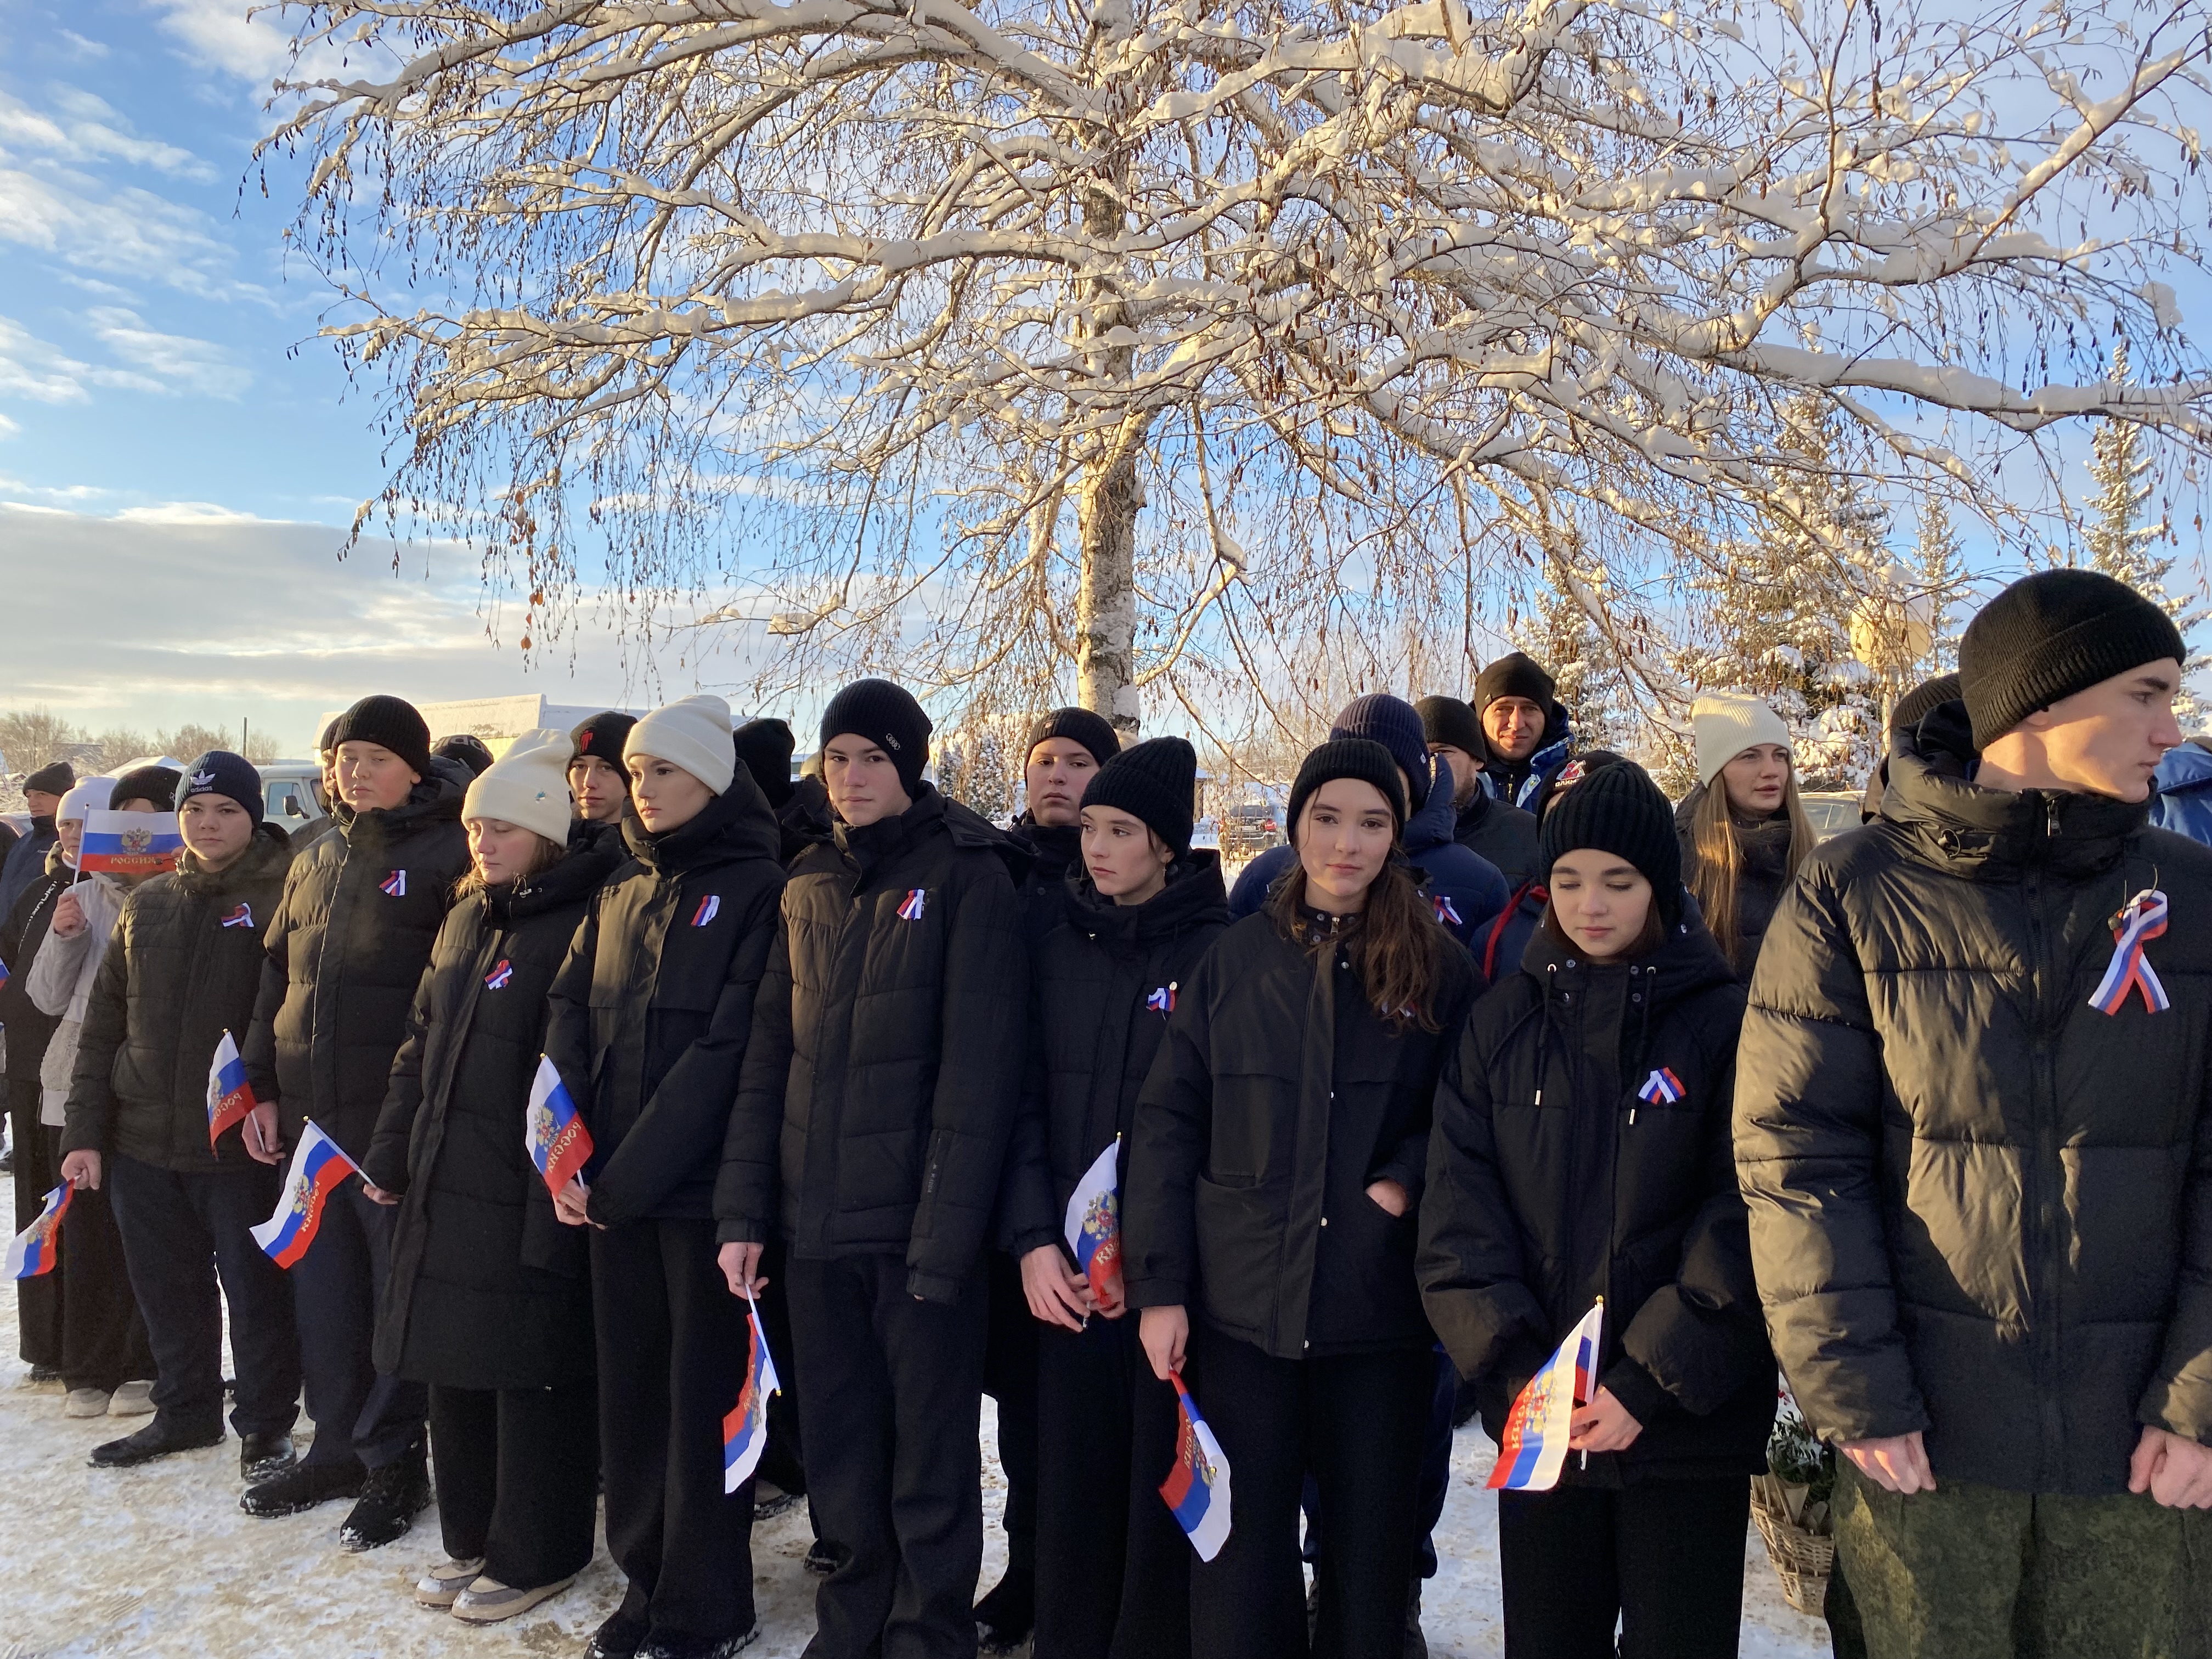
255, 761, 328, 832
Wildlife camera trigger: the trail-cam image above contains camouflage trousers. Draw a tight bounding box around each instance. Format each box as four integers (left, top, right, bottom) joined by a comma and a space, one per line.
1833, 1462, 2212, 1659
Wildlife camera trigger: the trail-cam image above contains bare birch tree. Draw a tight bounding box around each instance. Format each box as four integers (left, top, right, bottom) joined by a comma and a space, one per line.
263, 0, 2212, 734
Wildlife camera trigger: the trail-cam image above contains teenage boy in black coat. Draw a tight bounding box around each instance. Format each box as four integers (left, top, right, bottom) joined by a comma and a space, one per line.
979, 704, 1121, 1650
545, 695, 789, 1659
1003, 737, 1227, 1659
717, 678, 1028, 1659
59, 754, 301, 1480
239, 694, 472, 1548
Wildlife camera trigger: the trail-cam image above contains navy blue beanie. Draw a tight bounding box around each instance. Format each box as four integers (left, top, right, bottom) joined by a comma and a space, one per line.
179, 752, 263, 826
1333, 693, 1432, 812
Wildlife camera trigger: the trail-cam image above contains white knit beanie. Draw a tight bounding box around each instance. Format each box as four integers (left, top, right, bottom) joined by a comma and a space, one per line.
1692, 692, 1792, 786
462, 730, 574, 845
56, 776, 117, 825
625, 693, 735, 795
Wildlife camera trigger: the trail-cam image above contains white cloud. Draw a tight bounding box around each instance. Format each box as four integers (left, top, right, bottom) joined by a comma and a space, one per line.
0, 315, 92, 403
0, 88, 213, 181
112, 500, 268, 524
0, 163, 261, 301
146, 1, 387, 86
84, 307, 250, 398
0, 471, 117, 506
0, 411, 19, 437
57, 30, 111, 60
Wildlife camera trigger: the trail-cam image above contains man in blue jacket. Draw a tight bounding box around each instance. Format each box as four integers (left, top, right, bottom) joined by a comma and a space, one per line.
1227, 694, 1508, 957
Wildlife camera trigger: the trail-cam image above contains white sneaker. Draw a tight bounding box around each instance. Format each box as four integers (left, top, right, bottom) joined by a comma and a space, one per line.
109, 1380, 156, 1417
64, 1387, 112, 1418
414, 1557, 487, 1609
450, 1575, 574, 1623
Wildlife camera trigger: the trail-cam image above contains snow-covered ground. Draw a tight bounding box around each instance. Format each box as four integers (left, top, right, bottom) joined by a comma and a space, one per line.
1, 1182, 1829, 1658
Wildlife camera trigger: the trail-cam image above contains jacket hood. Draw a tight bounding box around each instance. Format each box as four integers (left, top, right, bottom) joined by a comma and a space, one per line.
1014, 812, 1083, 881
496, 835, 625, 922
834, 782, 1028, 878
2153, 741, 2212, 796
336, 757, 469, 836
624, 761, 783, 872
1518, 894, 1736, 1006
1881, 699, 2147, 882
1058, 850, 1229, 947
1402, 771, 1460, 855
172, 823, 292, 895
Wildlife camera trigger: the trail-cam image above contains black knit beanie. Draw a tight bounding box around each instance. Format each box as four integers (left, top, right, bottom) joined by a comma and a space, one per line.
733, 718, 797, 809
1081, 736, 1197, 855
1892, 672, 1963, 734
315, 719, 339, 757
1475, 652, 1558, 718
1960, 571, 2185, 749
1539, 760, 1681, 926
1024, 707, 1121, 770
328, 694, 433, 777
110, 764, 182, 813
1333, 693, 1432, 813
821, 678, 933, 793
1416, 695, 1486, 758
433, 734, 496, 778
1286, 737, 1408, 841
24, 760, 74, 798
569, 710, 637, 769
179, 752, 263, 826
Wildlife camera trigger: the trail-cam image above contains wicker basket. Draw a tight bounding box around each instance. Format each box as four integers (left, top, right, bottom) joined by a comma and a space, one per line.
1750, 1471, 1835, 1617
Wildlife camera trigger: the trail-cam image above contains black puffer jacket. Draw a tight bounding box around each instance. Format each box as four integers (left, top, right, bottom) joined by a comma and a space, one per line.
1011, 814, 1085, 945
544, 770, 787, 1230
776, 775, 834, 865
716, 783, 1028, 1302
1002, 855, 1231, 1258
1421, 913, 1772, 1484
243, 763, 472, 1158
63, 828, 294, 1172
1675, 784, 1795, 978
1453, 792, 1542, 887
368, 840, 621, 1388
0, 853, 69, 1081
1125, 907, 1479, 1359
1736, 706, 2212, 1494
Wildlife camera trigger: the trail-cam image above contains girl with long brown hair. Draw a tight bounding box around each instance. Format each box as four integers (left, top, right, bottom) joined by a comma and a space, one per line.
1125, 737, 1477, 1659
1676, 693, 1814, 977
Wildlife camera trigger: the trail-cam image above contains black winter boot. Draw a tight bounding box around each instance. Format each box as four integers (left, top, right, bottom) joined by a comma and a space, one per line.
240, 1431, 296, 1482
88, 1416, 224, 1469
240, 1455, 365, 1517
337, 1444, 430, 1551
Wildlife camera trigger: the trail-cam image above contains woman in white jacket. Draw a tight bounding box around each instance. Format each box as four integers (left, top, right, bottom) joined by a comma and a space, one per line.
25, 768, 170, 1420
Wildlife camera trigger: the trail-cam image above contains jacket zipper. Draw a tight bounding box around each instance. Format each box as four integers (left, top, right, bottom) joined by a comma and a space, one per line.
2028, 799, 2066, 1485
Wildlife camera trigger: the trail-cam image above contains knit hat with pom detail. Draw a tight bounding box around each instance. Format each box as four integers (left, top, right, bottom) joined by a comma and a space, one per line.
1539, 759, 1682, 927
626, 694, 736, 795
1024, 707, 1121, 770
1286, 737, 1408, 841
1081, 736, 1198, 856
328, 694, 434, 778
180, 752, 263, 826
821, 679, 933, 793
464, 729, 575, 845
1333, 693, 1433, 813
1961, 569, 2184, 749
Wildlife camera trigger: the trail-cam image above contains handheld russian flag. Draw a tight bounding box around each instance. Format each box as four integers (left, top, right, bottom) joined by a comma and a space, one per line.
525, 1056, 594, 1198
1062, 1138, 1124, 1312
78, 809, 183, 876
5, 1182, 75, 1278
1485, 1299, 1604, 1491
2089, 888, 2171, 1015
250, 1121, 362, 1268
722, 1293, 782, 1493
1159, 1373, 1233, 1561
897, 888, 927, 921
206, 1029, 256, 1150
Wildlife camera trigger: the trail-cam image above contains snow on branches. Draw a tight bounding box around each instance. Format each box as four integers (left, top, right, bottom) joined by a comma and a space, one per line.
261, 0, 2212, 734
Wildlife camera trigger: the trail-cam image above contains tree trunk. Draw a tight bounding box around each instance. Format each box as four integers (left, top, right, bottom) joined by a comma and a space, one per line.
1076, 447, 1142, 736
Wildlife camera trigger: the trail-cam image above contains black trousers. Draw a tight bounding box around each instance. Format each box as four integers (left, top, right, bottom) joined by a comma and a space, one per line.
787, 1253, 989, 1659
290, 1181, 427, 1470
9, 1076, 62, 1368
1496, 1477, 1751, 1659
1183, 1323, 1431, 1659
1033, 1311, 1191, 1659
591, 1217, 757, 1645
43, 1126, 154, 1393
428, 1380, 600, 1589
1302, 1343, 1459, 1578
108, 1153, 298, 1437
981, 1250, 1039, 1578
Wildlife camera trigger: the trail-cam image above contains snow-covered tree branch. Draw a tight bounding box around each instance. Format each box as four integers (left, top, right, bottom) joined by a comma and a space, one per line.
261, 0, 2212, 731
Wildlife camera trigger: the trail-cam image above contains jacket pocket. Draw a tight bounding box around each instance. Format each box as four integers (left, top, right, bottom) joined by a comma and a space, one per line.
1194, 1175, 1282, 1338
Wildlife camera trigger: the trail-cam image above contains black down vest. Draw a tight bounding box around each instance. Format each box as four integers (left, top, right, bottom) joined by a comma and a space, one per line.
367, 840, 620, 1389
1736, 707, 2212, 1494
1420, 911, 1773, 1485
